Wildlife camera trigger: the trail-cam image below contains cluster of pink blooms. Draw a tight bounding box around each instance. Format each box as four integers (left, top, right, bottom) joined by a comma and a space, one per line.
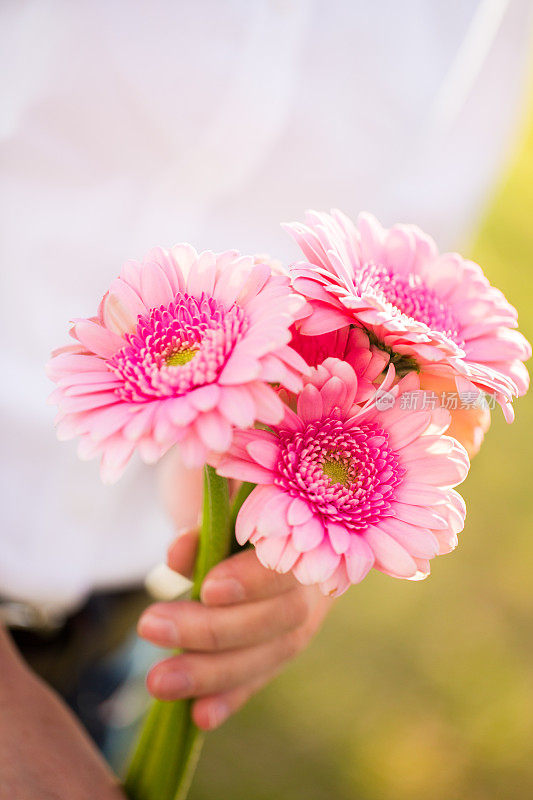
48, 211, 530, 596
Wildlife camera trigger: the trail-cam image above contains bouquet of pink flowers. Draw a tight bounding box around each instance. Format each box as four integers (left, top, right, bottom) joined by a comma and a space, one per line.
47, 210, 530, 799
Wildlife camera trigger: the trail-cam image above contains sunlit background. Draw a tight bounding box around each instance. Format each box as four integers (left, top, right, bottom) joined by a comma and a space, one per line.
170, 89, 533, 800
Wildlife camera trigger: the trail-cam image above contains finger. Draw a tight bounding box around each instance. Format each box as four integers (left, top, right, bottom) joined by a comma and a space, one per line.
200, 548, 298, 606
146, 627, 307, 700
138, 589, 310, 652
166, 529, 199, 578
192, 668, 281, 730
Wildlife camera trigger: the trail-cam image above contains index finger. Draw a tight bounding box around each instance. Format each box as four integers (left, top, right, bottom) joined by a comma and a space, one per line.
200, 547, 298, 606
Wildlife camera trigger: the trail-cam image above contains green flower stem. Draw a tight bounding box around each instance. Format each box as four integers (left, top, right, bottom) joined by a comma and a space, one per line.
191, 465, 231, 600
124, 466, 231, 800
229, 481, 255, 552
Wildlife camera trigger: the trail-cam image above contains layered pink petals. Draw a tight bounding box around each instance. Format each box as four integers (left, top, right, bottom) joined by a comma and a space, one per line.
48, 247, 309, 482
217, 358, 469, 596
285, 210, 531, 416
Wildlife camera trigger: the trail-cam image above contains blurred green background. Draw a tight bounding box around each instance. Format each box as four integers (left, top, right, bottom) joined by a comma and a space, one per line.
182, 91, 533, 800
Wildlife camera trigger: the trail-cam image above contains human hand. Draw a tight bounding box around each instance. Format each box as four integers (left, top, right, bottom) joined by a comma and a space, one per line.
138, 530, 333, 731
0, 626, 124, 800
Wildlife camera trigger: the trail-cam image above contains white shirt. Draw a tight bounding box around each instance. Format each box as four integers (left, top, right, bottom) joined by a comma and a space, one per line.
1, 0, 531, 614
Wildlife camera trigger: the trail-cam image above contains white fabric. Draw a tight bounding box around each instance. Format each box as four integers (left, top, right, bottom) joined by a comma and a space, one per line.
0, 0, 531, 614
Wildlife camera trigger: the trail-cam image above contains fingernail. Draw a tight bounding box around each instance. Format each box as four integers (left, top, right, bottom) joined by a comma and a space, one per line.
207, 700, 230, 729
138, 612, 179, 646
175, 527, 193, 538
201, 577, 245, 604
151, 669, 193, 698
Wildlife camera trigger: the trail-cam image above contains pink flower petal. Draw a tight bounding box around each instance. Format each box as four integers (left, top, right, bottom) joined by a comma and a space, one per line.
287, 497, 314, 526
276, 538, 301, 573
255, 536, 292, 570
320, 376, 347, 416
145, 246, 182, 294
58, 370, 119, 388
384, 411, 432, 450
120, 260, 143, 293
384, 227, 415, 272
246, 439, 280, 470
259, 354, 303, 392
58, 392, 119, 414
74, 321, 124, 359
256, 492, 292, 537
62, 380, 121, 397
379, 517, 439, 559
247, 382, 285, 425
236, 262, 272, 306
326, 522, 351, 554
195, 411, 232, 453
392, 502, 448, 530
140, 262, 175, 308
170, 244, 198, 282
236, 486, 279, 544
291, 516, 325, 552
395, 482, 449, 506
186, 250, 217, 297
123, 405, 158, 441
100, 437, 136, 484
319, 561, 351, 597
219, 352, 261, 385
138, 437, 169, 465
276, 344, 312, 375
406, 453, 469, 487
344, 535, 375, 583
86, 404, 133, 443
364, 526, 418, 578
217, 457, 273, 485
434, 529, 459, 555
408, 558, 431, 581
46, 354, 106, 379
298, 303, 352, 335
178, 431, 207, 467
293, 540, 340, 584
218, 386, 256, 427
166, 397, 197, 427
188, 385, 221, 412
297, 384, 323, 422
102, 279, 147, 335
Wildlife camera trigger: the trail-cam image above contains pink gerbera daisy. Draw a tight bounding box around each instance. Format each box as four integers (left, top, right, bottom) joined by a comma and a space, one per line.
214, 357, 469, 596
285, 210, 531, 421
47, 246, 309, 482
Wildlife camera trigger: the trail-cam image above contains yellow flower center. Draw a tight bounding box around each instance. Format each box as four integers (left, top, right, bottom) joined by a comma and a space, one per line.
166, 348, 197, 367
322, 459, 352, 486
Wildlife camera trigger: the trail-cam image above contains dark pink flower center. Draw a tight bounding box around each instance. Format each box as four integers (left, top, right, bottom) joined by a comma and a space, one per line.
358, 263, 462, 344
107, 292, 248, 402
275, 417, 405, 532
